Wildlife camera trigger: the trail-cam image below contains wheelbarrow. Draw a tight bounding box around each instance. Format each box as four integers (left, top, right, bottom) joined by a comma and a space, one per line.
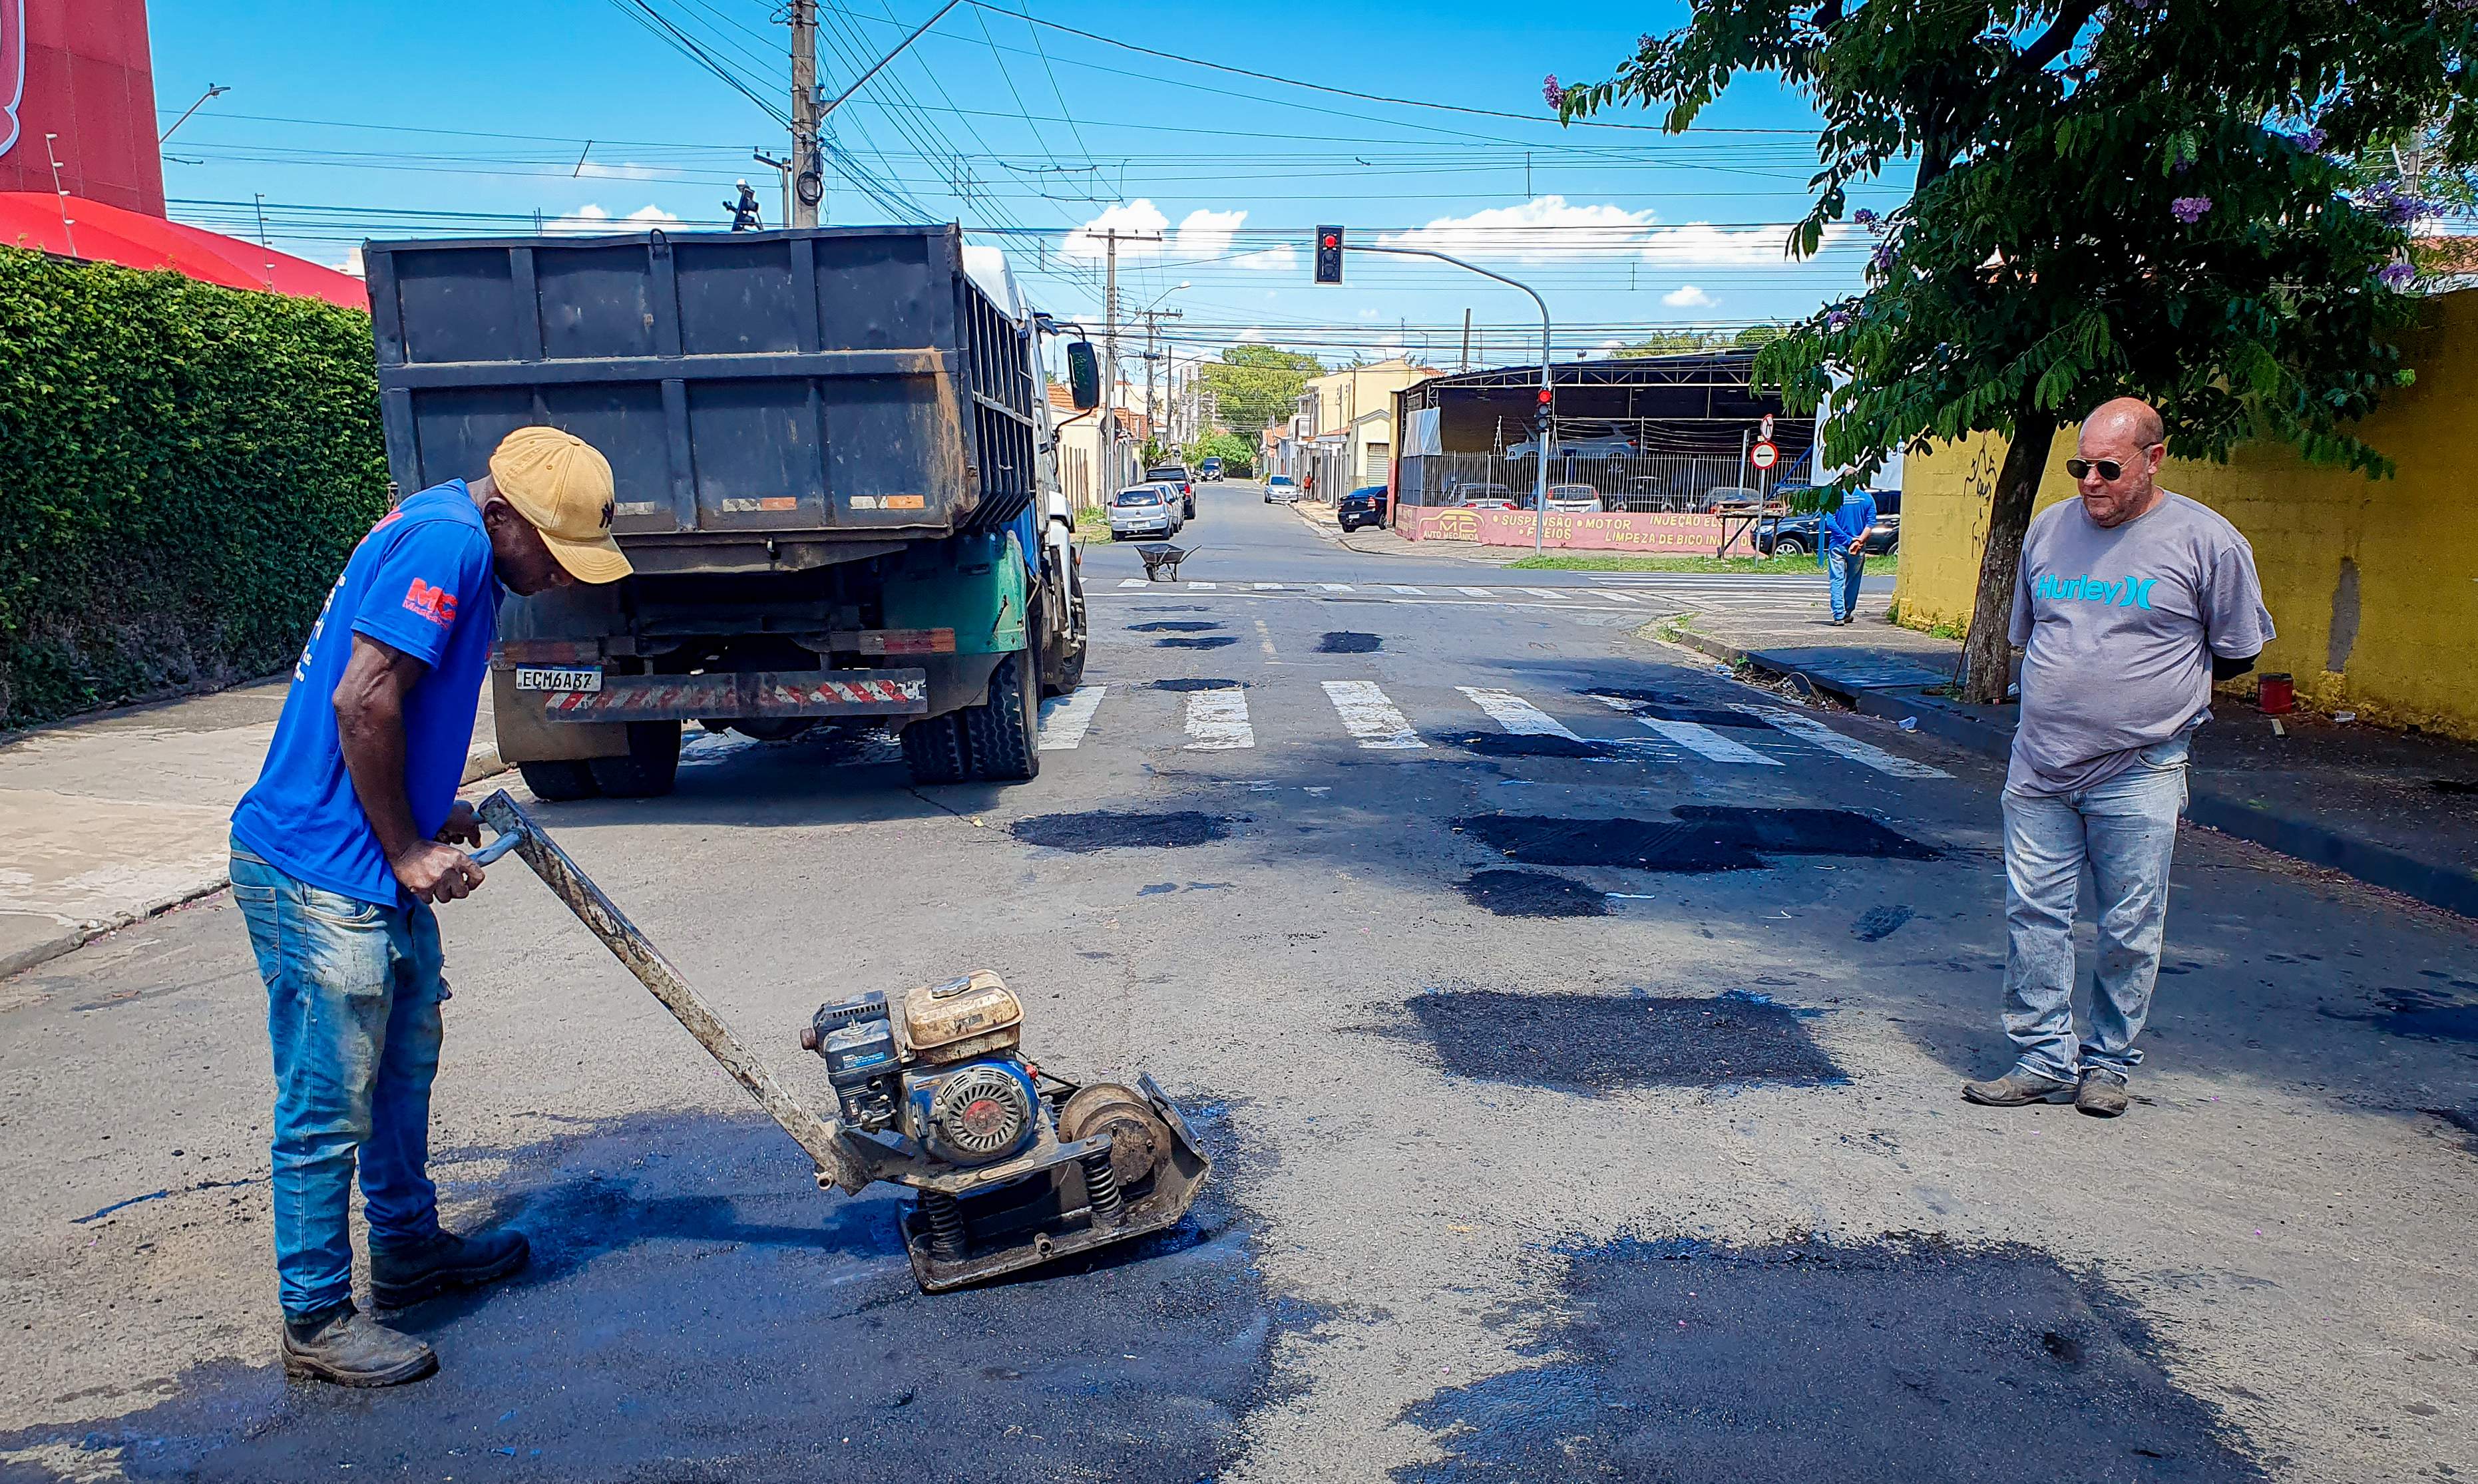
1136, 542, 1203, 582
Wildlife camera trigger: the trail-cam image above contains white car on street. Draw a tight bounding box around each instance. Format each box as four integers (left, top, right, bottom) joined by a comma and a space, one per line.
1108, 484, 1181, 540
1544, 483, 1605, 513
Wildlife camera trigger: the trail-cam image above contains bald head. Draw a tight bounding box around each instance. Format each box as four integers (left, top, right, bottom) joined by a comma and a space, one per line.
2072, 397, 2167, 528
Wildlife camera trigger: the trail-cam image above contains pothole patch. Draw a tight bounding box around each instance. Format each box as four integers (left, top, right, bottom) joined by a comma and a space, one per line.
1010, 811, 1231, 852
1458, 809, 1938, 873
1394, 1235, 2269, 1483
1158, 636, 1239, 649
1402, 988, 1842, 1090
1456, 870, 1609, 918
1132, 621, 1222, 633
1317, 632, 1382, 653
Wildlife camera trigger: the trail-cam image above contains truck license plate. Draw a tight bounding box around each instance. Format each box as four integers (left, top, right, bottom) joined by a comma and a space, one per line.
515, 666, 603, 693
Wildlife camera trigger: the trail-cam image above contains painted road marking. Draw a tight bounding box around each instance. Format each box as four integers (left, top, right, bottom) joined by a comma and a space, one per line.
1456, 586, 1495, 598
1322, 681, 1426, 750
1592, 591, 1641, 604
1321, 584, 1354, 592
1255, 582, 1287, 590
1632, 714, 1780, 765
1458, 687, 1581, 739
1733, 703, 1950, 778
1187, 582, 1220, 590
1183, 686, 1254, 751
1118, 578, 1149, 589
1389, 585, 1428, 596
1036, 686, 1107, 751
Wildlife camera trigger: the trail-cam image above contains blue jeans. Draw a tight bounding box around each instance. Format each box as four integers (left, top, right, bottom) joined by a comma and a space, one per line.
1824, 548, 1866, 620
230, 841, 445, 1320
1999, 738, 2190, 1086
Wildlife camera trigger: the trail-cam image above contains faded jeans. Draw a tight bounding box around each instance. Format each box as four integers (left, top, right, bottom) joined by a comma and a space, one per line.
1824, 548, 1866, 621
230, 840, 445, 1320
1999, 737, 2190, 1086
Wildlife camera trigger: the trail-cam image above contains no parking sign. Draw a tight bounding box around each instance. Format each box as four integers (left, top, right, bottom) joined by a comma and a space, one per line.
1749, 440, 1780, 470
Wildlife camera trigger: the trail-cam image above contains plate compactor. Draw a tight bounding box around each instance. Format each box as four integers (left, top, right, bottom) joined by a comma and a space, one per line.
470, 791, 1210, 1291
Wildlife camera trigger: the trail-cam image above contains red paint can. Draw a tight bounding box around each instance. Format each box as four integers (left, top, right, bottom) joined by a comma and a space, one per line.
2257, 673, 2294, 715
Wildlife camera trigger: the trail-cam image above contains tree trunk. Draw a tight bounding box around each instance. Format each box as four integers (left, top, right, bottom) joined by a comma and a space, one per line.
1958, 405, 2059, 705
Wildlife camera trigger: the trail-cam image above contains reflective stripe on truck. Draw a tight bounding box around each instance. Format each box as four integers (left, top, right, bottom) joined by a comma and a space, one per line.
542, 670, 929, 722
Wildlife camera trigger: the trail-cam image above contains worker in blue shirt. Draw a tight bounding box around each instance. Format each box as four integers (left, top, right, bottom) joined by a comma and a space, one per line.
229, 427, 631, 1386
1819, 485, 1880, 625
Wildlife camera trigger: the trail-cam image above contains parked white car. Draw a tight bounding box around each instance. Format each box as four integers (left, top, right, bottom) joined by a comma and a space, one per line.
1544, 482, 1604, 514
1263, 475, 1297, 504
1108, 484, 1181, 540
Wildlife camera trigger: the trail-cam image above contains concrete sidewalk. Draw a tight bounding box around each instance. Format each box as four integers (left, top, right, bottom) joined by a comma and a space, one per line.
0, 679, 505, 979
1659, 593, 2478, 918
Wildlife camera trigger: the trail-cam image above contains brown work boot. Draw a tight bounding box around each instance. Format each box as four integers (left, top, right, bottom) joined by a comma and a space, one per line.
282, 1302, 437, 1387
370, 1225, 530, 1310
2075, 1071, 2130, 1118
1961, 1069, 2075, 1107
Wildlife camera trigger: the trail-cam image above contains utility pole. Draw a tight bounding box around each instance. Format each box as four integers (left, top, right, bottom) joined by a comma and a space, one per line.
753, 149, 792, 232
1460, 308, 1472, 371
789, 0, 820, 227
1139, 306, 1183, 457
1095, 230, 1161, 489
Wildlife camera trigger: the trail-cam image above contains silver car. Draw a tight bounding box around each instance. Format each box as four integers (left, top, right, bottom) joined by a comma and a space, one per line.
1108, 484, 1179, 540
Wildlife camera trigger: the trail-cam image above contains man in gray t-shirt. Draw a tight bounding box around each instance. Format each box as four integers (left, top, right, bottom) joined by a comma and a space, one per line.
1963, 397, 2273, 1119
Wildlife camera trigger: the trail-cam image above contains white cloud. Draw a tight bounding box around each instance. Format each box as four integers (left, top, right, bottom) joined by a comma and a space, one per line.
1175, 207, 1247, 255
1233, 244, 1297, 272
1063, 199, 1170, 262
1378, 194, 1841, 268
1662, 284, 1715, 307
542, 204, 684, 236
1065, 202, 1289, 267
1236, 325, 1267, 342
575, 160, 669, 182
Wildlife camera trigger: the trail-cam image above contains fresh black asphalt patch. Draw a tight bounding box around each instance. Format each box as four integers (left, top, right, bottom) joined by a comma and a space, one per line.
1458, 809, 1938, 872
1457, 869, 1608, 918
1011, 810, 1230, 852
1130, 620, 1221, 633
10, 1107, 1296, 1484
1394, 1235, 2268, 1483
1853, 905, 1917, 942
1317, 631, 1382, 653
1158, 635, 1239, 649
1584, 687, 1776, 729
1404, 989, 1842, 1090
1151, 677, 1245, 693
1455, 732, 1621, 761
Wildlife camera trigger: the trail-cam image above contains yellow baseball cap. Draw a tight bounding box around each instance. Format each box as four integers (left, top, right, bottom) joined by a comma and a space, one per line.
487, 427, 633, 584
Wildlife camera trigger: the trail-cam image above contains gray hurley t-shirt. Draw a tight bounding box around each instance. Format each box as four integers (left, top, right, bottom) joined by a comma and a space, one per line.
2007, 491, 2274, 795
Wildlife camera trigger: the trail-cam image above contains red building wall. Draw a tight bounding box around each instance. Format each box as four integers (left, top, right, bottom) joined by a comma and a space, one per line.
0, 0, 167, 216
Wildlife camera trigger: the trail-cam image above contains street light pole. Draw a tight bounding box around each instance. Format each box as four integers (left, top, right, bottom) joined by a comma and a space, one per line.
1343, 244, 1553, 554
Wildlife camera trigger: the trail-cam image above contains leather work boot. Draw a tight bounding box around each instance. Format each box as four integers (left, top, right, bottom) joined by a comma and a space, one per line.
282, 1302, 437, 1387
1960, 1069, 2076, 1107
2076, 1072, 2131, 1119
370, 1226, 531, 1310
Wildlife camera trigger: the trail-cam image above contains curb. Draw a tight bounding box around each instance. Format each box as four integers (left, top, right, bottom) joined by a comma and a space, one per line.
1666, 626, 2478, 918
1, 746, 513, 984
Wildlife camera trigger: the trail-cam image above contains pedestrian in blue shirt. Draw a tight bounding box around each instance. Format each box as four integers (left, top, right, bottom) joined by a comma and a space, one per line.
229, 427, 632, 1386
1819, 486, 1879, 625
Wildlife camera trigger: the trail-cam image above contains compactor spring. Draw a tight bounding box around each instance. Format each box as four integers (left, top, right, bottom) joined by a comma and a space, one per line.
1081, 1149, 1124, 1223
920, 1190, 968, 1261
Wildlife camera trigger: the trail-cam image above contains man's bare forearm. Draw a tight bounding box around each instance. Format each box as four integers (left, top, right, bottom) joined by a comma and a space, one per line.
334, 640, 425, 864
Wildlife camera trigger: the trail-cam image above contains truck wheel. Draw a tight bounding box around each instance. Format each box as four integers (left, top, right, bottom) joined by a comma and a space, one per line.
961, 636, 1042, 783
901, 713, 969, 784
518, 759, 600, 802
586, 721, 681, 798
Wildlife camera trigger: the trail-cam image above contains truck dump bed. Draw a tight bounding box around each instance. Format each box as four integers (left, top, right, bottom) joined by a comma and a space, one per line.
363, 224, 1038, 571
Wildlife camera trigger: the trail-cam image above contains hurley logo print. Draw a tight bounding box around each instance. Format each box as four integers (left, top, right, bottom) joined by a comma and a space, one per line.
403, 578, 459, 627
2033, 572, 2157, 610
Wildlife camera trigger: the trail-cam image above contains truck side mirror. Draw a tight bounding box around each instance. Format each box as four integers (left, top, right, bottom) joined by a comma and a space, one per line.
1067, 341, 1100, 411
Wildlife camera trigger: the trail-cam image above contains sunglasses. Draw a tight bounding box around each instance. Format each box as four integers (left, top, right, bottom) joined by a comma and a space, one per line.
2066, 459, 2125, 480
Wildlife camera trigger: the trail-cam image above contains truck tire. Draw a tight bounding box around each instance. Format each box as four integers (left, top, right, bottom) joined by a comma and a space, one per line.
518, 759, 600, 802
960, 632, 1042, 783
901, 712, 969, 784
586, 721, 682, 798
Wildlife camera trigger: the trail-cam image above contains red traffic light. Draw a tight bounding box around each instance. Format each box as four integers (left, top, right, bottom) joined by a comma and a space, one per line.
1321, 234, 1338, 248
1537, 388, 1552, 405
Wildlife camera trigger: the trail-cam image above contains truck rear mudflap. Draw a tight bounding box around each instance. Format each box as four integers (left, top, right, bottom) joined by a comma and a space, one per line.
535, 669, 929, 723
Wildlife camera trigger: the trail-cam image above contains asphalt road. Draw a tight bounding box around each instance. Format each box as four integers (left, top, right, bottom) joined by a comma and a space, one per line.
2, 484, 2472, 1483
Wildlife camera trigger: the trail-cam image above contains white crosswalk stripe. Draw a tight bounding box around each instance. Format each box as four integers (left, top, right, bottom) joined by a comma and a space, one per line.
1322, 681, 1426, 749
1631, 714, 1781, 765
1320, 584, 1354, 592
1183, 686, 1254, 750
1458, 686, 1581, 739
1036, 685, 1106, 751
1456, 586, 1495, 598
1592, 591, 1641, 604
1118, 578, 1149, 589
1255, 582, 1287, 590
1733, 703, 1950, 778
1389, 585, 1428, 596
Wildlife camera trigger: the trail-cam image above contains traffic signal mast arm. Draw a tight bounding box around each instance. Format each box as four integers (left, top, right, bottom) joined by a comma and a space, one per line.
1317, 238, 1556, 554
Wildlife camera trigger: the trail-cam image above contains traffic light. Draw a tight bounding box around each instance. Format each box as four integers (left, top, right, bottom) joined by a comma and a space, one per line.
1314, 226, 1344, 284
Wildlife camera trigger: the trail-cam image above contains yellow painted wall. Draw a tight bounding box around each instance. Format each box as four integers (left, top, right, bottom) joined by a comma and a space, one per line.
1894, 287, 2478, 740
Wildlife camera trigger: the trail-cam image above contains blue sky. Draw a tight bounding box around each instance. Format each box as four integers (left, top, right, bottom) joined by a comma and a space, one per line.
150, 0, 1894, 369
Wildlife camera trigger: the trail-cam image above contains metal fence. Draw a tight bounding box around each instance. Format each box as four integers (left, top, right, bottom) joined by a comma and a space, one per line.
1396, 452, 1798, 513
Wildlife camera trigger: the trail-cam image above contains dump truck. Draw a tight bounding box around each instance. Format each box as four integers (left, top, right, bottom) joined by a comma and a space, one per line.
363, 224, 1097, 795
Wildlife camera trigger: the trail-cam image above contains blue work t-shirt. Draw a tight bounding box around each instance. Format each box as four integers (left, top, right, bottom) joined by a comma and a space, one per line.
1819, 489, 1879, 562
232, 480, 501, 906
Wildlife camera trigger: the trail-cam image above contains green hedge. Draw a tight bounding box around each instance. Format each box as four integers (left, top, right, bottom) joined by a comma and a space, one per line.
0, 246, 389, 729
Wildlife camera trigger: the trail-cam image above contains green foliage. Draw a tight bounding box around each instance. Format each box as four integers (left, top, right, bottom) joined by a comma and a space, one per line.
1184, 429, 1257, 477
1197, 345, 1324, 435
1611, 328, 1730, 356
0, 248, 389, 728
1562, 0, 2473, 484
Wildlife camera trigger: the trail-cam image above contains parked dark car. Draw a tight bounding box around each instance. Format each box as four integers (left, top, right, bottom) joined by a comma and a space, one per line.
1337, 484, 1390, 532
1146, 464, 1196, 518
